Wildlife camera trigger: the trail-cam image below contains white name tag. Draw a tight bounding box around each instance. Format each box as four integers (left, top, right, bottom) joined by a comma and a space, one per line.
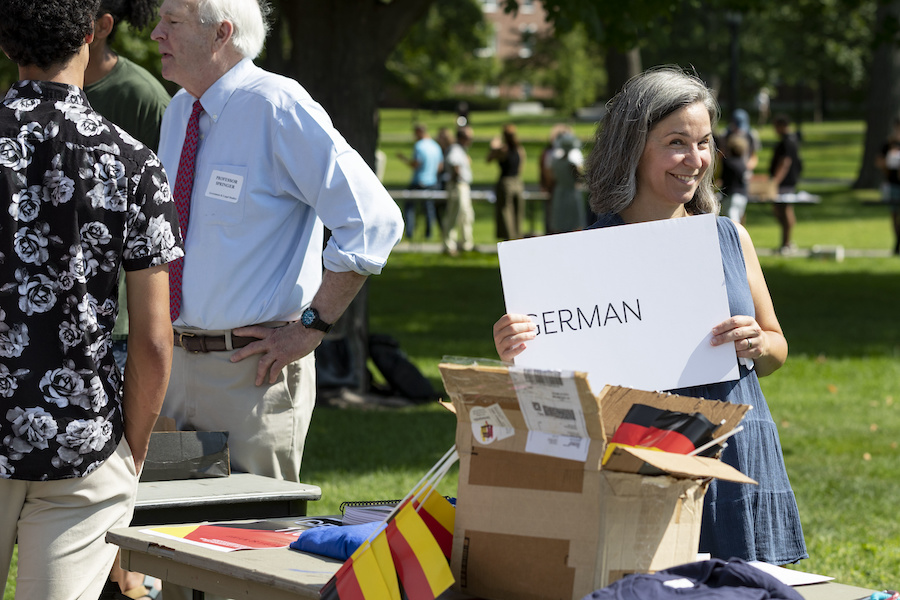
206, 170, 244, 203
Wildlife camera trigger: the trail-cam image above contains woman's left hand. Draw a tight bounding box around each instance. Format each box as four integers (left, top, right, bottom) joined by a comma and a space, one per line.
710, 315, 764, 358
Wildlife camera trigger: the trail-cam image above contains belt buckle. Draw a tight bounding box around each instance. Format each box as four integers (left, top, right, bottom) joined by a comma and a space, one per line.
178, 331, 200, 353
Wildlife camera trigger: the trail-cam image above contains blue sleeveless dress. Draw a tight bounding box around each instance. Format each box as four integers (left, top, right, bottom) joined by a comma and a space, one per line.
591, 214, 808, 565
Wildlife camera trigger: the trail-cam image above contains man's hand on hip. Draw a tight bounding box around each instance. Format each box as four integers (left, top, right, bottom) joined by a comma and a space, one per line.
230, 322, 324, 385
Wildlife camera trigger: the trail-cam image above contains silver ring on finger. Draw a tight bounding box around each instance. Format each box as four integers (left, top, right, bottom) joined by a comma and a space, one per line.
746, 338, 752, 350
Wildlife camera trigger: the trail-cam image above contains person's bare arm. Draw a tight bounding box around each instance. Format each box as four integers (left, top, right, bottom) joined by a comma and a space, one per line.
770, 155, 792, 188
231, 269, 368, 385
710, 224, 788, 377
122, 264, 174, 473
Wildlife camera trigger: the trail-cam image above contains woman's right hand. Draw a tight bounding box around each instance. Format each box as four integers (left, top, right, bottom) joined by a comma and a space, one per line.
492, 313, 537, 363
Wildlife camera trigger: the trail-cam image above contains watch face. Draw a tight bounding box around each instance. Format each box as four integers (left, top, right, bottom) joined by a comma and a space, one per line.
301, 308, 316, 326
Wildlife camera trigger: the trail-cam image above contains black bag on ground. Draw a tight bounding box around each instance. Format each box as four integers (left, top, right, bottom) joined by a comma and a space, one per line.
369, 333, 437, 401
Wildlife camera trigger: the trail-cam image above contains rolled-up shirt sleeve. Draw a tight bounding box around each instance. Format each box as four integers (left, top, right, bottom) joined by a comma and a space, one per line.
275, 99, 403, 277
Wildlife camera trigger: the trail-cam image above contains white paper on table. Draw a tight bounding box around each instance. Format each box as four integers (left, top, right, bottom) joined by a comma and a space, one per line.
747, 561, 835, 586
498, 214, 739, 392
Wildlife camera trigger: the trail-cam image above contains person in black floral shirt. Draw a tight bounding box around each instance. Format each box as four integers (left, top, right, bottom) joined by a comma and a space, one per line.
0, 1, 183, 598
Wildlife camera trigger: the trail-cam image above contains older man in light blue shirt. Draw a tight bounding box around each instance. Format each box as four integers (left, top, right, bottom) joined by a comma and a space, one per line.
152, 0, 403, 484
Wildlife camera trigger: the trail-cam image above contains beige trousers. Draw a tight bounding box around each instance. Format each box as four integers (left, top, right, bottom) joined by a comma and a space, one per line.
0, 439, 137, 600
162, 330, 317, 482
442, 180, 474, 253
161, 332, 316, 600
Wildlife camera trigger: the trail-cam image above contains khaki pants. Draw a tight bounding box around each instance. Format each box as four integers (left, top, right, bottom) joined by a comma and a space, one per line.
162, 330, 316, 482
0, 439, 137, 600
161, 333, 316, 600
442, 180, 474, 253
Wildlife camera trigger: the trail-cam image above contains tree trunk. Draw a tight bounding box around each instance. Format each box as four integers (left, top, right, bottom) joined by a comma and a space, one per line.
604, 46, 642, 99
273, 0, 433, 165
855, 1, 900, 190
262, 0, 436, 394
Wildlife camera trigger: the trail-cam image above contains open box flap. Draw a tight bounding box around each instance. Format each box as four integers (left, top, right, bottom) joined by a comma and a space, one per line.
603, 445, 757, 484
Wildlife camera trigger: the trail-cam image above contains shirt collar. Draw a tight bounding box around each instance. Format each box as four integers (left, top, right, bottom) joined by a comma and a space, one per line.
5, 80, 89, 106
197, 58, 255, 124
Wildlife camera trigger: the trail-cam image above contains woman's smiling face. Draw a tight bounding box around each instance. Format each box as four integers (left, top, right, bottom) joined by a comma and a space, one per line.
634, 102, 713, 214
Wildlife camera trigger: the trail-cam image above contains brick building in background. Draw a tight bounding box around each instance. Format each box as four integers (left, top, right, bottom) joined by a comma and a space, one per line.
477, 0, 553, 101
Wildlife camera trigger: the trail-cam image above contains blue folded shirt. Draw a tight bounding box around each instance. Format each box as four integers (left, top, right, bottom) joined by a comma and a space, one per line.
289, 521, 385, 561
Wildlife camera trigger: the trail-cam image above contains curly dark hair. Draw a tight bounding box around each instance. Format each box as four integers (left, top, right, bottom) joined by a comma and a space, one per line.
0, 0, 101, 69
99, 0, 161, 40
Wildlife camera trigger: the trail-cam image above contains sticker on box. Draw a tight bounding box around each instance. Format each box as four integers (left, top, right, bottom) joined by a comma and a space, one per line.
469, 404, 515, 444
509, 367, 589, 438
525, 430, 591, 462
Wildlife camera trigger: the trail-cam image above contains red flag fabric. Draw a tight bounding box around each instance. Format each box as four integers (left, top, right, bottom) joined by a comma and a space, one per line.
610, 403, 717, 454
386, 503, 454, 600
411, 489, 455, 560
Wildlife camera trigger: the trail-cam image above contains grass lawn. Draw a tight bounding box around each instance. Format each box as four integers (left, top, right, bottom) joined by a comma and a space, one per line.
6, 115, 900, 598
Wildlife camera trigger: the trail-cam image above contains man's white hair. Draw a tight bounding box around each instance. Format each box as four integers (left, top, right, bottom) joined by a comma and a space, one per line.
198, 0, 271, 59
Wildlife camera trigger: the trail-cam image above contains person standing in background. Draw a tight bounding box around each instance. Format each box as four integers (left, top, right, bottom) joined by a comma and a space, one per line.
442, 126, 475, 255
85, 0, 170, 151
875, 116, 900, 255
539, 123, 571, 234
397, 123, 443, 240
85, 0, 171, 378
769, 114, 802, 253
545, 131, 586, 234
719, 132, 751, 225
487, 122, 527, 240
0, 1, 181, 597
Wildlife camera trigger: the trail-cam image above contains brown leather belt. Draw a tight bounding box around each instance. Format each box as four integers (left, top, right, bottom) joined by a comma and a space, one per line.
174, 331, 257, 353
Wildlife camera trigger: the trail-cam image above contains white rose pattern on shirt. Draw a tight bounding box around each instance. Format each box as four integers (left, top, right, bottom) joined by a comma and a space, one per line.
0, 80, 183, 480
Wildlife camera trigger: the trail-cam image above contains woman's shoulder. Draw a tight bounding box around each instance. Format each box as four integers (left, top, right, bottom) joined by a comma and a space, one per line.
587, 213, 624, 229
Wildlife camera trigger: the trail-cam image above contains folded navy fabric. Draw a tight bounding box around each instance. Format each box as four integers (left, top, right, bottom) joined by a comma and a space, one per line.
289, 521, 385, 561
582, 558, 804, 600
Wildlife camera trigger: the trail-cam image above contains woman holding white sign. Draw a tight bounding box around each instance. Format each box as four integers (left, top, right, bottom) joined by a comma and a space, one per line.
492, 66, 807, 566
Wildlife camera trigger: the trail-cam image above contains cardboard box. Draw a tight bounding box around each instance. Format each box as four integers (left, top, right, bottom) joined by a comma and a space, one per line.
139, 417, 230, 482
439, 361, 753, 600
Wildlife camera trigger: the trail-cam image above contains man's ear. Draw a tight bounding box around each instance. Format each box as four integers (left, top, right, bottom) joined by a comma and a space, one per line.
212, 20, 234, 52
93, 13, 115, 41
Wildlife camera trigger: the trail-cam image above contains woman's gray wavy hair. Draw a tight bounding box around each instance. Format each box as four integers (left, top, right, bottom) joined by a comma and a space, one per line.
586, 65, 720, 216
198, 0, 271, 59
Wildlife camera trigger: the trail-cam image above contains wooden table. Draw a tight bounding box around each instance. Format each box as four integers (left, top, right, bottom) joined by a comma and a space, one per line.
107, 521, 877, 600
134, 473, 321, 526
109, 523, 336, 600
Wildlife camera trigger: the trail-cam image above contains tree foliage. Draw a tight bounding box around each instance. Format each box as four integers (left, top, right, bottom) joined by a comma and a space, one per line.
500, 24, 606, 113
385, 0, 495, 106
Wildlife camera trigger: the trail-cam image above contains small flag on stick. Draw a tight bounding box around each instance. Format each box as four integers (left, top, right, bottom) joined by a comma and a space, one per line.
320, 527, 400, 600
386, 503, 455, 600
320, 445, 459, 600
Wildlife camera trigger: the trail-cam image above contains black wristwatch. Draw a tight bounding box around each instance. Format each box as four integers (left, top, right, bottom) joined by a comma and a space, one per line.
300, 307, 333, 333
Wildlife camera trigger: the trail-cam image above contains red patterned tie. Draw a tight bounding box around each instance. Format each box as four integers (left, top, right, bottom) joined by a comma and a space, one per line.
169, 100, 203, 321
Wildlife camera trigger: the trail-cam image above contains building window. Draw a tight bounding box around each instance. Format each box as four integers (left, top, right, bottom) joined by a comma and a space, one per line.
518, 22, 537, 58
476, 23, 498, 58
521, 0, 535, 13
482, 0, 498, 13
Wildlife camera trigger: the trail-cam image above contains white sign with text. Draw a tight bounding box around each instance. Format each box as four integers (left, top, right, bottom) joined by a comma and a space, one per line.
498, 214, 739, 392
